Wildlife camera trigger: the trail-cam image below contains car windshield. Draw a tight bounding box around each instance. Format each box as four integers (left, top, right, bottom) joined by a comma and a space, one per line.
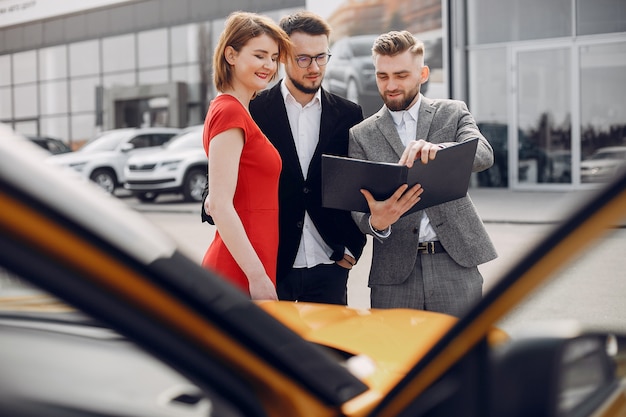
164, 129, 203, 150
79, 130, 133, 152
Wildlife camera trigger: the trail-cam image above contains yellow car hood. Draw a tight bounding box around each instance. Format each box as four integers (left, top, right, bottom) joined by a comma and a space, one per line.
259, 301, 456, 396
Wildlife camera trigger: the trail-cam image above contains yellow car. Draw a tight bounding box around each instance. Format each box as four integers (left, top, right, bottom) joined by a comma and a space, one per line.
1, 123, 625, 417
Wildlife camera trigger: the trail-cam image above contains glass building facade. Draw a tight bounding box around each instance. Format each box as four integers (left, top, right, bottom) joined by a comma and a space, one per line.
464, 0, 626, 189
1, 0, 625, 189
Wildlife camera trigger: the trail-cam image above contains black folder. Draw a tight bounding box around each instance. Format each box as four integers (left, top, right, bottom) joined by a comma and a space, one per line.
321, 138, 478, 215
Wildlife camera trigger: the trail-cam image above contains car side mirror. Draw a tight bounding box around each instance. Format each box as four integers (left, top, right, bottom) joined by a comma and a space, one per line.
490, 329, 624, 417
120, 143, 135, 152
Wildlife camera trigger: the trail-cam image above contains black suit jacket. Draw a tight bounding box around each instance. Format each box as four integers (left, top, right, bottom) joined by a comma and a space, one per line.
252, 83, 366, 282
202, 83, 366, 282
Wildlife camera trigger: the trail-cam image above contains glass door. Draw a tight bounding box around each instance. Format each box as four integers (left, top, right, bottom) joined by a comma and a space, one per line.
511, 44, 574, 189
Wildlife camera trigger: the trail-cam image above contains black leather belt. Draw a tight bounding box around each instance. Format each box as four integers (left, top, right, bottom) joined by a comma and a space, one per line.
417, 241, 446, 254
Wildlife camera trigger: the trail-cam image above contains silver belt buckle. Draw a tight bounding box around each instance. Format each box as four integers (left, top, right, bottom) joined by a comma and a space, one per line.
418, 242, 434, 254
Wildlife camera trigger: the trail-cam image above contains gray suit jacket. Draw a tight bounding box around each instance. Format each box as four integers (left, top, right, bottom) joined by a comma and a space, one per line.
348, 96, 498, 285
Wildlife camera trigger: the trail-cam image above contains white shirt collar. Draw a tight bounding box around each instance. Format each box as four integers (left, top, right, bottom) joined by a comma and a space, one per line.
280, 79, 322, 109
389, 94, 422, 126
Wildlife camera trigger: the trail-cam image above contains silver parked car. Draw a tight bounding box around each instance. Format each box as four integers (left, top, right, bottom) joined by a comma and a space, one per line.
124, 125, 207, 202
325, 35, 381, 116
46, 127, 181, 194
581, 146, 626, 183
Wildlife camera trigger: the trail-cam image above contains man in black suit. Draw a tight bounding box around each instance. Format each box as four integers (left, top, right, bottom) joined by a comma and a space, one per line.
203, 11, 366, 305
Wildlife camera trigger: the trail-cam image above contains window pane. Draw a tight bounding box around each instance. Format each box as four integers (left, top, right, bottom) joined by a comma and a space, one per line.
71, 113, 97, 145
40, 81, 68, 115
580, 42, 626, 183
468, 0, 571, 44
138, 29, 168, 68
170, 23, 202, 65
469, 47, 509, 187
41, 116, 69, 142
102, 34, 136, 73
0, 55, 11, 87
70, 77, 99, 112
517, 48, 572, 185
14, 120, 38, 136
39, 45, 67, 81
103, 72, 135, 88
138, 68, 168, 84
172, 64, 201, 102
577, 0, 626, 35
13, 51, 37, 84
0, 87, 11, 119
14, 84, 38, 118
70, 40, 100, 77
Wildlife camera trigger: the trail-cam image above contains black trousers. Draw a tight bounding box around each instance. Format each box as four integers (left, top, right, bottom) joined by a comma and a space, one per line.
278, 263, 349, 305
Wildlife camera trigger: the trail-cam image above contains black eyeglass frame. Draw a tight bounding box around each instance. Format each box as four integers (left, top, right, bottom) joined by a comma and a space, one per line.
294, 53, 332, 68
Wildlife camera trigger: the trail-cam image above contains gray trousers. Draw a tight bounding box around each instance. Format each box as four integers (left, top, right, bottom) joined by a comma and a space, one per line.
370, 253, 483, 317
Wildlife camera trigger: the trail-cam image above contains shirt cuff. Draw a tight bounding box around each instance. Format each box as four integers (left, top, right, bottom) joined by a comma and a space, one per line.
369, 215, 391, 238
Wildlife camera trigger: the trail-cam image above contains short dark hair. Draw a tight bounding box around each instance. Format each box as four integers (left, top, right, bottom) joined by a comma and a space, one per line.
278, 10, 331, 37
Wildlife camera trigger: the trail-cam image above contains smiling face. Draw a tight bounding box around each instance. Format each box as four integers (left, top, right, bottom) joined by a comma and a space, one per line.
374, 49, 429, 111
226, 33, 279, 95
284, 31, 329, 96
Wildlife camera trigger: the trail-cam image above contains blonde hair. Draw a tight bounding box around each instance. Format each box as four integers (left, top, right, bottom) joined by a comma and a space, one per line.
372, 30, 424, 62
213, 11, 292, 93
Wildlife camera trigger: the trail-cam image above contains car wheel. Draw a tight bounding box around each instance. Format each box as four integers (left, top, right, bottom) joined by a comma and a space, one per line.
183, 168, 207, 202
89, 168, 117, 194
136, 192, 158, 203
346, 78, 360, 105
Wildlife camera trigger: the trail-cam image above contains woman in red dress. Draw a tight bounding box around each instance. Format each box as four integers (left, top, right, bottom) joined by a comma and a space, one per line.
202, 12, 292, 300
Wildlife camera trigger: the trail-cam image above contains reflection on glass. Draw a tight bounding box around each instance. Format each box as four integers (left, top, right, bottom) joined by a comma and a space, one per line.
0, 55, 11, 87
469, 47, 509, 187
70, 77, 99, 113
39, 45, 67, 81
138, 29, 168, 69
170, 24, 202, 65
71, 114, 97, 145
102, 34, 136, 73
14, 84, 38, 119
580, 42, 626, 184
138, 68, 169, 85
0, 86, 11, 119
103, 72, 136, 88
577, 0, 626, 35
467, 0, 571, 45
41, 116, 69, 141
69, 40, 100, 77
13, 51, 37, 84
517, 48, 571, 185
40, 81, 69, 115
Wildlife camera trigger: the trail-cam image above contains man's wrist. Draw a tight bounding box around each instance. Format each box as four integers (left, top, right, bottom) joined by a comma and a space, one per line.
369, 215, 391, 237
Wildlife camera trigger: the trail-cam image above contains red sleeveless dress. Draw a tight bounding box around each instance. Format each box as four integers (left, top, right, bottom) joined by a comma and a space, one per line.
201, 95, 281, 296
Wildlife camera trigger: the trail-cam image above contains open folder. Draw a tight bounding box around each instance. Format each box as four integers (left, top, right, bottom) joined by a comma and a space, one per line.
321, 138, 478, 216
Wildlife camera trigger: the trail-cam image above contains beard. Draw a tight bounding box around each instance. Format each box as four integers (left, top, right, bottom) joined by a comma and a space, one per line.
288, 74, 322, 95
381, 85, 420, 111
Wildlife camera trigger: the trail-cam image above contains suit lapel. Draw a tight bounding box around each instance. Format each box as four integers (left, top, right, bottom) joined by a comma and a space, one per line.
416, 97, 435, 142
375, 107, 405, 159
262, 84, 304, 182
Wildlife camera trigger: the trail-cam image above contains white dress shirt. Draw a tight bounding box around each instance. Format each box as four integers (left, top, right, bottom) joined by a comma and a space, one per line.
281, 81, 339, 268
389, 95, 438, 242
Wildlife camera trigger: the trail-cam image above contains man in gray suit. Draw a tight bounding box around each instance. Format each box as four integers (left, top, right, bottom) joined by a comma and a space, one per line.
348, 30, 497, 317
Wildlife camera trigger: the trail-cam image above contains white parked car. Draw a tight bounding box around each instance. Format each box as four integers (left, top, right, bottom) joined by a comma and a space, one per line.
46, 127, 181, 194
581, 146, 626, 183
124, 125, 207, 202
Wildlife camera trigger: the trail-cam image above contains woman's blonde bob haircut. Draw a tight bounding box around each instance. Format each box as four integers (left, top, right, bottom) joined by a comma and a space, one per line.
213, 11, 292, 93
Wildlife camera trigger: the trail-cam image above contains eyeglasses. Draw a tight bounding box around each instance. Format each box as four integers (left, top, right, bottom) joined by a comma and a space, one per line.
294, 53, 332, 68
